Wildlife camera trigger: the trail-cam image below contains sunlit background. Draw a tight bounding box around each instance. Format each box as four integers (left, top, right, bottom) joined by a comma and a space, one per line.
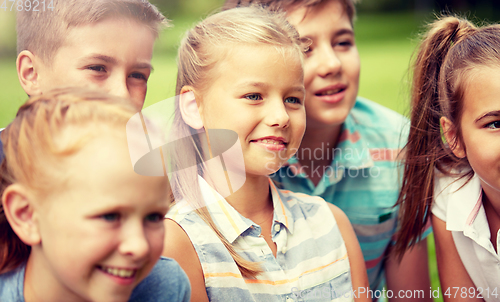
1, 0, 499, 300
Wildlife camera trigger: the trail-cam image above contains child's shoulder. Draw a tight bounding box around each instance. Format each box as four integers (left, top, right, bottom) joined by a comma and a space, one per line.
276, 187, 338, 222
277, 187, 329, 207
129, 257, 190, 302
0, 263, 26, 302
349, 97, 410, 147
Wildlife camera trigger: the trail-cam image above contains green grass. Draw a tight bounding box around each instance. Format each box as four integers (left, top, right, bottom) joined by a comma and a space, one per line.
0, 11, 443, 300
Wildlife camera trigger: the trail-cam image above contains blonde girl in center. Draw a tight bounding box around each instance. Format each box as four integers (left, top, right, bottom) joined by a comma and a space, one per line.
163, 6, 369, 302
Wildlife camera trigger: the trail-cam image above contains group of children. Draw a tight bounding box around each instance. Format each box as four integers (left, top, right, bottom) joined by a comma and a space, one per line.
0, 0, 498, 301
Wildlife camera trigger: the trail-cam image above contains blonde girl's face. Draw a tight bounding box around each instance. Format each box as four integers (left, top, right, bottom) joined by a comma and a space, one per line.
197, 44, 306, 176
33, 130, 169, 302
452, 67, 500, 201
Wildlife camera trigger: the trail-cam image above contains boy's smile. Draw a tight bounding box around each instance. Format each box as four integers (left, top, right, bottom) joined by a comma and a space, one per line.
36, 17, 155, 110
287, 0, 360, 131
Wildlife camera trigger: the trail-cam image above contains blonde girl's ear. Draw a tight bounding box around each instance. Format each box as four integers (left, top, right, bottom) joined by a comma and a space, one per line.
2, 184, 41, 246
179, 86, 204, 130
440, 116, 466, 158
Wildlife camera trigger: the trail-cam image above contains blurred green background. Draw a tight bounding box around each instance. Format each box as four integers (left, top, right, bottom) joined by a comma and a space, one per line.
1, 0, 499, 300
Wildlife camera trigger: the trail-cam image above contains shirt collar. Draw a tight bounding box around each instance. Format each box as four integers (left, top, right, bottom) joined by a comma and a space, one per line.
436, 173, 482, 231
198, 176, 294, 243
269, 179, 294, 234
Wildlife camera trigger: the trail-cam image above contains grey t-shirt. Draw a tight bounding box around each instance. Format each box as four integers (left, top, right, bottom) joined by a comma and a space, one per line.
0, 257, 191, 302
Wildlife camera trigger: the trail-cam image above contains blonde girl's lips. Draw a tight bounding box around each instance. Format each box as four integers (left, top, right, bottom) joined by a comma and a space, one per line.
251, 138, 287, 151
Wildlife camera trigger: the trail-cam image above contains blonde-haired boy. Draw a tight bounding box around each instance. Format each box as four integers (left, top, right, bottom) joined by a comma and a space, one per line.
16, 0, 167, 110
0, 0, 165, 160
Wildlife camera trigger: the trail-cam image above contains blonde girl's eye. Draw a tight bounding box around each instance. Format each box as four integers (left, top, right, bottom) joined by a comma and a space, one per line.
486, 121, 500, 129
245, 93, 262, 101
284, 97, 301, 104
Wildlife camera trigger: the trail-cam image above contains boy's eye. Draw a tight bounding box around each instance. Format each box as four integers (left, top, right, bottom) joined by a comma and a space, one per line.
337, 41, 352, 47
486, 121, 500, 129
284, 97, 301, 104
87, 65, 106, 72
145, 213, 164, 223
245, 93, 262, 101
130, 72, 148, 81
101, 213, 120, 222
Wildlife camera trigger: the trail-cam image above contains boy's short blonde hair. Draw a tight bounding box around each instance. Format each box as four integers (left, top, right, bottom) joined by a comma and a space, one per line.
16, 0, 168, 63
223, 0, 358, 25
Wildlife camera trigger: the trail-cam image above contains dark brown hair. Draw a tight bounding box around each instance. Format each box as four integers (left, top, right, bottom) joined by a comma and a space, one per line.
222, 0, 358, 25
0, 88, 136, 274
394, 16, 500, 258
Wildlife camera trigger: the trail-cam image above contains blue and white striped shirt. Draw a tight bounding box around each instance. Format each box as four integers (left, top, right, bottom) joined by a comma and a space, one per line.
167, 177, 353, 302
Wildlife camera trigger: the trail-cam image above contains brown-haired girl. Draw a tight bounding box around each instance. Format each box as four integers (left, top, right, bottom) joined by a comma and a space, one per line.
0, 88, 190, 302
162, 6, 370, 302
395, 15, 500, 301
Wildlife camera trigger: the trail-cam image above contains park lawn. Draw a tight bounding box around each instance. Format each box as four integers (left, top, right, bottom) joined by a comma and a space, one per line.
0, 11, 443, 300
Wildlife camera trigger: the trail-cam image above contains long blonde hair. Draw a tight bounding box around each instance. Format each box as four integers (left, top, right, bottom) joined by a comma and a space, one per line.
0, 87, 137, 274
170, 6, 305, 278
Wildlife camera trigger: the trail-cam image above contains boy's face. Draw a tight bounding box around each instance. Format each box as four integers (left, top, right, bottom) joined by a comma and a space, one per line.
287, 0, 360, 130
37, 18, 155, 110
33, 130, 169, 302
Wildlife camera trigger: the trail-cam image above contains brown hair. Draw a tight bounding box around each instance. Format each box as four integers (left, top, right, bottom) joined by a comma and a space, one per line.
170, 6, 304, 278
16, 0, 168, 63
394, 16, 500, 258
222, 0, 358, 25
0, 87, 137, 274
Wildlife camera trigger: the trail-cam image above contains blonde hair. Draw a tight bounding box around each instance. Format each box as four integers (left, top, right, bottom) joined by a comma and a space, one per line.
16, 0, 168, 63
170, 6, 304, 279
0, 87, 138, 274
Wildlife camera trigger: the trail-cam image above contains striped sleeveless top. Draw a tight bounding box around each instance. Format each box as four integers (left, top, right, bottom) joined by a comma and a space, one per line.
167, 177, 353, 301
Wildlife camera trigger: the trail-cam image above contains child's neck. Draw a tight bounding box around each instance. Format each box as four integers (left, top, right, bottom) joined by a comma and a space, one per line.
298, 124, 342, 186
226, 174, 277, 257
225, 174, 273, 221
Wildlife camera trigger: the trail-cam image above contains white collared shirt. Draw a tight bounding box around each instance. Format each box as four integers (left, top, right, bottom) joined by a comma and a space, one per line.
432, 174, 500, 302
